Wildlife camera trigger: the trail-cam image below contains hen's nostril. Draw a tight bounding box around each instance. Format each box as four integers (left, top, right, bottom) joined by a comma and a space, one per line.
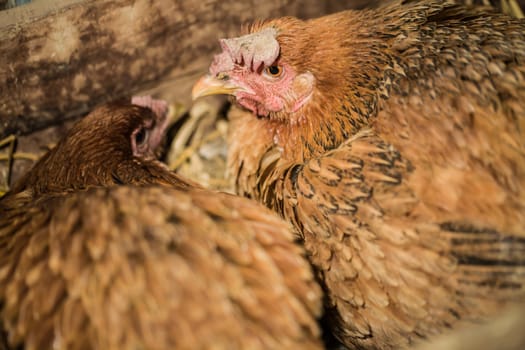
217, 73, 230, 81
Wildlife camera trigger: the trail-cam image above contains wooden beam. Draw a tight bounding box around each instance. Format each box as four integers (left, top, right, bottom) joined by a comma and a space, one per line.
0, 0, 329, 138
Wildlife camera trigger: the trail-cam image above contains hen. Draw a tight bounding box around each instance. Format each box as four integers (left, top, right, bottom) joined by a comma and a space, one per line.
0, 98, 322, 350
4, 96, 190, 203
192, 0, 525, 348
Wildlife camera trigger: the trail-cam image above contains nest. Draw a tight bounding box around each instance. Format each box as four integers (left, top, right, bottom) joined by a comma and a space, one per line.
163, 97, 234, 193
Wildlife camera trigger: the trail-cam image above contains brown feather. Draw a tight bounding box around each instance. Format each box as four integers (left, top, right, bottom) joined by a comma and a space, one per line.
0, 186, 322, 350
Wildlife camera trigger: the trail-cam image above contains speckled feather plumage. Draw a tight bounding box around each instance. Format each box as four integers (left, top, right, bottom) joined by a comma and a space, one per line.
0, 101, 323, 350
222, 1, 525, 348
0, 186, 322, 350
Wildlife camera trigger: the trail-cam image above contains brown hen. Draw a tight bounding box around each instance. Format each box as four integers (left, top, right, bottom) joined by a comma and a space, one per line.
0, 98, 323, 350
5, 96, 190, 203
193, 1, 525, 348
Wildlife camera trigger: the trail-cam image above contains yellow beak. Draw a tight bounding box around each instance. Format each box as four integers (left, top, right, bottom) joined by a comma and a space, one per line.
192, 75, 241, 100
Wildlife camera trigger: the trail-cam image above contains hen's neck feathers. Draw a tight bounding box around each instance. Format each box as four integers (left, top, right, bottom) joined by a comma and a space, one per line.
238, 8, 400, 163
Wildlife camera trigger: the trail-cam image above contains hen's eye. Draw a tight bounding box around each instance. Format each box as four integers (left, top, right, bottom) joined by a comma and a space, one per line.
264, 65, 283, 77
134, 128, 148, 146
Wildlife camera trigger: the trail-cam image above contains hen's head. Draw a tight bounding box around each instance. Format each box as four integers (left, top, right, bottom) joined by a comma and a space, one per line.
51, 96, 170, 166
193, 19, 322, 120
193, 15, 371, 162
82, 96, 170, 159
6, 96, 177, 200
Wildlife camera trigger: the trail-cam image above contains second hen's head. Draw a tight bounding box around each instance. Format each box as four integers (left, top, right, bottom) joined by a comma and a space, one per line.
7, 96, 185, 200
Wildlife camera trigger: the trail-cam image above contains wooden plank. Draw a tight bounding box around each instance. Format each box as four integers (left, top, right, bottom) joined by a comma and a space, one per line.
0, 0, 329, 138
